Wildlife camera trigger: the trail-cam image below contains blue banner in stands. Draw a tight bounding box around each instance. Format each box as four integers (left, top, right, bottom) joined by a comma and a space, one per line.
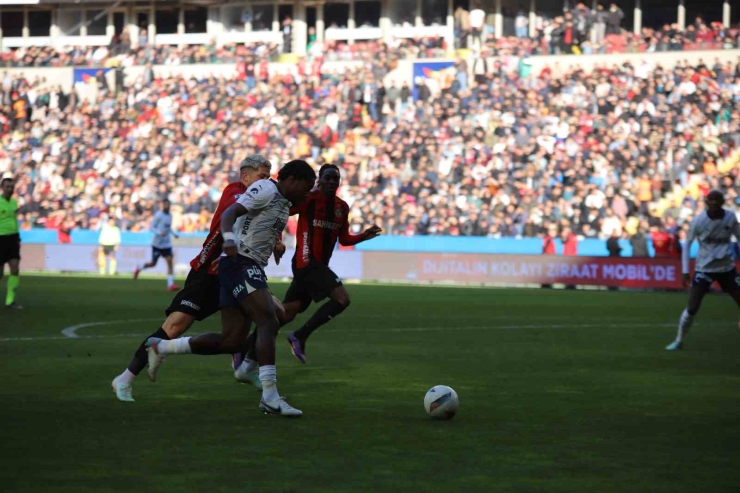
73, 68, 111, 85
412, 61, 455, 101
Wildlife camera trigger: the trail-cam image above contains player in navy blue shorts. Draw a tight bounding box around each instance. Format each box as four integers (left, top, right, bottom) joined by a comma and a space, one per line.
667, 190, 740, 350
134, 200, 180, 291
147, 160, 316, 416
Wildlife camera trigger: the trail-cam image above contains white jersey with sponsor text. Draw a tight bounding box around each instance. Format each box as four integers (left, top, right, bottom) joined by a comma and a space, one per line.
683, 209, 740, 274
233, 179, 290, 268
151, 211, 174, 249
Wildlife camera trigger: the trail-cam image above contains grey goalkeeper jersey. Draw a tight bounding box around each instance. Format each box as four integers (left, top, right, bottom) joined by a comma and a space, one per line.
233, 179, 290, 268
683, 209, 740, 274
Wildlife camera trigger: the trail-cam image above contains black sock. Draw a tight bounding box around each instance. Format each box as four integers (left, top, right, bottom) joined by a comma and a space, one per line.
127, 328, 170, 375
294, 300, 346, 344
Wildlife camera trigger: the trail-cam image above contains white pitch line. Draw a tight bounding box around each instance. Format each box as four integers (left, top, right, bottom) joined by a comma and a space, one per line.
60, 318, 163, 339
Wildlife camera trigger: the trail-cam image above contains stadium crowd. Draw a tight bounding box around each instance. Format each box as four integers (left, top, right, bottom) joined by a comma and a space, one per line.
0, 23, 739, 250
1, 3, 739, 68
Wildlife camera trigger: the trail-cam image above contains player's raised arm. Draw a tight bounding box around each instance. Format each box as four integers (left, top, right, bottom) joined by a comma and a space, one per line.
338, 207, 382, 246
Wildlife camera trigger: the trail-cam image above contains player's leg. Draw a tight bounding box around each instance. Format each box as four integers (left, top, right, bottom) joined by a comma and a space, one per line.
235, 295, 287, 381
134, 248, 159, 280
108, 251, 118, 275
241, 288, 301, 416
112, 270, 214, 400
718, 269, 740, 316
98, 247, 107, 275
112, 311, 197, 401
148, 257, 254, 356
290, 269, 349, 362
179, 307, 252, 355
667, 275, 708, 350
5, 257, 21, 309
164, 254, 178, 290
278, 273, 314, 363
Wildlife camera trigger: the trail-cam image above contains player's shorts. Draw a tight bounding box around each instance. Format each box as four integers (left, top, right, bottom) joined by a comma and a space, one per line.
152, 247, 173, 262
218, 255, 269, 309
284, 262, 342, 312
101, 245, 116, 256
692, 269, 740, 294
165, 267, 220, 321
0, 233, 21, 264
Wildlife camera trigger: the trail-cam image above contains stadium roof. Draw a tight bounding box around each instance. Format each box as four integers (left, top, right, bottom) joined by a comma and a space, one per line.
0, 0, 221, 5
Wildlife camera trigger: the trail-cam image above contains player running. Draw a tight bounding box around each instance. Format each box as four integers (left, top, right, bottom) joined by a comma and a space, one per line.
134, 199, 180, 291
236, 164, 381, 372
111, 155, 273, 402
145, 160, 316, 417
666, 190, 740, 350
1, 173, 22, 309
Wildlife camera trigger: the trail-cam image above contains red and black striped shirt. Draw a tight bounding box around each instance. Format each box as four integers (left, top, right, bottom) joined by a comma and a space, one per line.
292, 190, 363, 269
190, 181, 246, 274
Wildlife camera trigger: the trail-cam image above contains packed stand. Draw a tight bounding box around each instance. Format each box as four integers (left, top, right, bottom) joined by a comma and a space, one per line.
455, 3, 740, 56
0, 40, 282, 68
0, 50, 739, 253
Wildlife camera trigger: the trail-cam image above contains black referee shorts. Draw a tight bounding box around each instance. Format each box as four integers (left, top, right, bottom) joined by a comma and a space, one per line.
0, 233, 21, 265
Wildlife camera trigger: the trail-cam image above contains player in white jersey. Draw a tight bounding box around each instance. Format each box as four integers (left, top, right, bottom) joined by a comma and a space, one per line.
667, 190, 740, 350
145, 160, 316, 416
134, 200, 180, 290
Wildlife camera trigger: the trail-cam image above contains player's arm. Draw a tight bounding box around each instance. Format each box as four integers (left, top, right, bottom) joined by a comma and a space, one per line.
681, 220, 696, 287
220, 203, 248, 257
221, 182, 273, 257
338, 207, 382, 246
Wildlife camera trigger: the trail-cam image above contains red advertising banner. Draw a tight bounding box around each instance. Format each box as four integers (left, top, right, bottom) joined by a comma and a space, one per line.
363, 252, 740, 289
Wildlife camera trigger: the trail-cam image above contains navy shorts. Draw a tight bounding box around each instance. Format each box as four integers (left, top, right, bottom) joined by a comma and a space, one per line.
218, 255, 269, 309
692, 269, 740, 294
152, 247, 173, 262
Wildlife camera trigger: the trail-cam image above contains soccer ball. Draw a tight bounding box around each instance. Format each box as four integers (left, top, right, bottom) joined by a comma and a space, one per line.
424, 385, 459, 420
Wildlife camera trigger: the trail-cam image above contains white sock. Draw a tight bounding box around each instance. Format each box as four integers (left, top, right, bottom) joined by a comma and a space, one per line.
167, 275, 174, 287
244, 358, 258, 372
676, 309, 694, 343
157, 337, 192, 355
117, 369, 136, 385
259, 365, 279, 402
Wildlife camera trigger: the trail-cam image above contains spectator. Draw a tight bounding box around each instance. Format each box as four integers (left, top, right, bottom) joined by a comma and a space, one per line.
592, 4, 608, 45
516, 11, 529, 39
470, 3, 486, 50
607, 229, 622, 257
630, 225, 650, 258
606, 3, 624, 36
562, 227, 578, 255
650, 226, 672, 258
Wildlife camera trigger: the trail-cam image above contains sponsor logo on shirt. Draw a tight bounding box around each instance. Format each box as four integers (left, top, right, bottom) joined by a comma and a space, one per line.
301, 231, 309, 263
312, 219, 341, 230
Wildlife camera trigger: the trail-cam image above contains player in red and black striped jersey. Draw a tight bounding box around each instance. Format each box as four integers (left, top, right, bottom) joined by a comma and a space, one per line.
281, 164, 381, 363
111, 155, 275, 402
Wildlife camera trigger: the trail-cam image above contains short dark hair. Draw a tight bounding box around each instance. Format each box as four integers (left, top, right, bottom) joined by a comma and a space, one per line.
707, 190, 724, 202
278, 160, 316, 182
319, 164, 340, 179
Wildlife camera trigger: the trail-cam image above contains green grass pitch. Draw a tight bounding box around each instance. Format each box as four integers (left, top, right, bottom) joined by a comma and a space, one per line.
1, 275, 739, 493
